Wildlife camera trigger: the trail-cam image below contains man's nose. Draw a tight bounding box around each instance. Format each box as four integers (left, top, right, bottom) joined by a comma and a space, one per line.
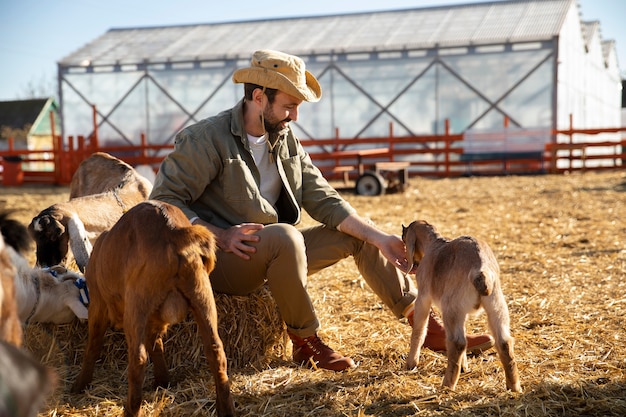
289, 107, 299, 122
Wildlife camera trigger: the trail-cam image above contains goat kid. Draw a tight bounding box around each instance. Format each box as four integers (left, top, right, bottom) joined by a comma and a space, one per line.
71, 201, 235, 417
402, 220, 521, 392
1, 211, 88, 325
12, 257, 88, 325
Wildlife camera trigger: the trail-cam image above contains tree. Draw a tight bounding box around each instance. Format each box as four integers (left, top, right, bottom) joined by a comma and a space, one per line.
18, 72, 56, 100
0, 124, 32, 144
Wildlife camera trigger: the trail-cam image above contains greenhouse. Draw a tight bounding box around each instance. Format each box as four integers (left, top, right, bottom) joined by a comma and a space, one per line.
57, 0, 622, 154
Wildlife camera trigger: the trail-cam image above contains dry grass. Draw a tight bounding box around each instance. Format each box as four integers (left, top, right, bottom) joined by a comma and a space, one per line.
1, 171, 625, 416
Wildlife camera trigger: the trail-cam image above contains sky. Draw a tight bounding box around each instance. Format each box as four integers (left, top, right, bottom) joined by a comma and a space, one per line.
0, 0, 624, 101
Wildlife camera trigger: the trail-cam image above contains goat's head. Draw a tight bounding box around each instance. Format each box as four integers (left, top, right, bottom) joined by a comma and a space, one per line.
28, 209, 70, 268
402, 220, 437, 273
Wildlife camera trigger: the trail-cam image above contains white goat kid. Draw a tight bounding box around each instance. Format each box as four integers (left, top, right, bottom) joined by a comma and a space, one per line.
8, 247, 88, 325
1, 211, 88, 325
402, 220, 521, 392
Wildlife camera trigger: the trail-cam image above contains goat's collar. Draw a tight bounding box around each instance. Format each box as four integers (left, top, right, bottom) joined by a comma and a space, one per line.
113, 189, 127, 213
25, 273, 43, 325
74, 277, 90, 306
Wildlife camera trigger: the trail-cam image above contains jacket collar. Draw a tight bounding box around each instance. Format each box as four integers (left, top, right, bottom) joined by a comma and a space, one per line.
230, 98, 248, 146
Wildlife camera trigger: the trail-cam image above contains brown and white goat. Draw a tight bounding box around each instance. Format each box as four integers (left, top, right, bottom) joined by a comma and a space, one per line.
29, 184, 148, 272
71, 200, 235, 417
402, 220, 521, 392
28, 152, 153, 272
69, 151, 153, 199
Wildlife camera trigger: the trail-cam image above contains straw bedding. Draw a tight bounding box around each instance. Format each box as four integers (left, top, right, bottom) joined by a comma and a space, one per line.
1, 171, 624, 416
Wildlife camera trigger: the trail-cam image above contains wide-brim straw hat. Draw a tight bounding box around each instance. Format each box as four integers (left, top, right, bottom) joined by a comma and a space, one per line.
233, 50, 322, 102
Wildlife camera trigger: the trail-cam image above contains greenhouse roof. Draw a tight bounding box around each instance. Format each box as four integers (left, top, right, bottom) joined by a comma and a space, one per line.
60, 0, 575, 67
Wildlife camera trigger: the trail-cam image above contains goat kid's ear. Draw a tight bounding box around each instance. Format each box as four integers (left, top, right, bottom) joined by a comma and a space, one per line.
35, 216, 65, 240
404, 233, 417, 274
50, 265, 68, 274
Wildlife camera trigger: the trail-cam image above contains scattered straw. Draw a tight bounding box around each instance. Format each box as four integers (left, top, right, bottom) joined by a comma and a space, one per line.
2, 171, 625, 416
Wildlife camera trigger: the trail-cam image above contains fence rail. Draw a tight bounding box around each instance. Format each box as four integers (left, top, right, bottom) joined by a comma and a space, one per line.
1, 124, 625, 187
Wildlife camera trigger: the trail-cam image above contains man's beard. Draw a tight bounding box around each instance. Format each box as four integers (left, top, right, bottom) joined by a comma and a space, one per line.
263, 106, 290, 138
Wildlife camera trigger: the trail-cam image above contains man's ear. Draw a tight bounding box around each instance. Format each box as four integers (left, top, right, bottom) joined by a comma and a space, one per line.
252, 87, 266, 106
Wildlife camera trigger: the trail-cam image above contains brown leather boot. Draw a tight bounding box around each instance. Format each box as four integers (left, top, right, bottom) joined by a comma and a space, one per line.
288, 332, 356, 371
407, 309, 494, 354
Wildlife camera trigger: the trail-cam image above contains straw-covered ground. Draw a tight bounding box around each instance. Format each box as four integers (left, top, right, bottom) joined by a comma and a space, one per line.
1, 171, 625, 417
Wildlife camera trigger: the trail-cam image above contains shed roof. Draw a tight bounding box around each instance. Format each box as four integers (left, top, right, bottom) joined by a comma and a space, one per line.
60, 0, 577, 68
0, 99, 50, 129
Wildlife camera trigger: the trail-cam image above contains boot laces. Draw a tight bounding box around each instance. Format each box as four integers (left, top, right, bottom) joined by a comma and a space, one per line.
302, 335, 330, 356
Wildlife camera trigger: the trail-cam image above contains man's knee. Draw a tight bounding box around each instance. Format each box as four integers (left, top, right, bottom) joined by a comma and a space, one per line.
261, 223, 305, 251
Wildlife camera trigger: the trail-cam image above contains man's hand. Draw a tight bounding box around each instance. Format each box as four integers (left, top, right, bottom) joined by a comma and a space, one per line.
378, 234, 410, 273
216, 223, 264, 260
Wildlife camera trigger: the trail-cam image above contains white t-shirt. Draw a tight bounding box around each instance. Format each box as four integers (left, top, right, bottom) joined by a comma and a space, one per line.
247, 134, 281, 206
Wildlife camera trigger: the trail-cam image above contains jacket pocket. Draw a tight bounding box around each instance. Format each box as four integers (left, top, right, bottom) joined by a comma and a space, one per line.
222, 158, 259, 202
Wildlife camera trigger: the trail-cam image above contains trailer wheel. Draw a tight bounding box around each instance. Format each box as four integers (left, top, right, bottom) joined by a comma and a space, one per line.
355, 171, 386, 196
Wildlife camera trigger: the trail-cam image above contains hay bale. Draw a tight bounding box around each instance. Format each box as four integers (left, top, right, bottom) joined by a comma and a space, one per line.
167, 286, 288, 369
24, 286, 286, 374
214, 286, 288, 369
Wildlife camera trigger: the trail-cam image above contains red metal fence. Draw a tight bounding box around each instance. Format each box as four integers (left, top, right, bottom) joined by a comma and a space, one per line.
1, 120, 625, 187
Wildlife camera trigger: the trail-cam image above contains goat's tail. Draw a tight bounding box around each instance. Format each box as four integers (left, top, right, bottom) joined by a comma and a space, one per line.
174, 225, 217, 272
472, 271, 493, 296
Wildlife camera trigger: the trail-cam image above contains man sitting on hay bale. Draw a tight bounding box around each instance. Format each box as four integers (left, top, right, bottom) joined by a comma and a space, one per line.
149, 49, 494, 371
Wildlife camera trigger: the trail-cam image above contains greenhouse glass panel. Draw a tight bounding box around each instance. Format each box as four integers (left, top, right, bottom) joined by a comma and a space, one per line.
100, 79, 146, 145
443, 48, 554, 103
388, 65, 438, 135
500, 59, 553, 128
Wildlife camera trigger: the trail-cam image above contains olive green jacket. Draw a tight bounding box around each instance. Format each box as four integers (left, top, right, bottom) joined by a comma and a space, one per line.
149, 99, 356, 229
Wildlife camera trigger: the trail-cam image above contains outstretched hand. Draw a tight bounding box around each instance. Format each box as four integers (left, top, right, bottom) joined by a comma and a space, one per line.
378, 234, 410, 273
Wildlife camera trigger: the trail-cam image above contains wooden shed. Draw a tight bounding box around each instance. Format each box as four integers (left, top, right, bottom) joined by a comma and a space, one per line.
0, 97, 59, 153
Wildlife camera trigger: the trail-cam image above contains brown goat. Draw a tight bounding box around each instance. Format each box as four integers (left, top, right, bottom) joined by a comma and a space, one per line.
71, 201, 235, 417
402, 220, 521, 392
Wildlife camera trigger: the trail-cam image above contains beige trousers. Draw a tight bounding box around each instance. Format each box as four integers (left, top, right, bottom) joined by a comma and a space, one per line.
209, 223, 417, 337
